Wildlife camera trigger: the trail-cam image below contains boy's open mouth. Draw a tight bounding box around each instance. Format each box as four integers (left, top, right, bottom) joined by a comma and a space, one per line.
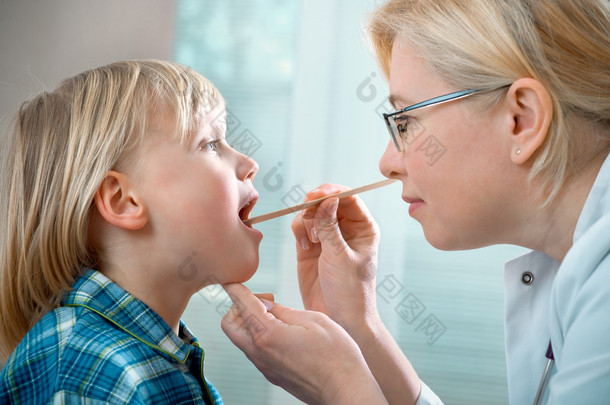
239, 193, 258, 227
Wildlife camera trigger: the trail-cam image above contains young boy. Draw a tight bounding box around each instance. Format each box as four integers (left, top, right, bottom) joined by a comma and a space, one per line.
0, 60, 263, 404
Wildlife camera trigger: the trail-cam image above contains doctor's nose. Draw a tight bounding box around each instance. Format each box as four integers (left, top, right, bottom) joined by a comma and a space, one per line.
379, 139, 405, 180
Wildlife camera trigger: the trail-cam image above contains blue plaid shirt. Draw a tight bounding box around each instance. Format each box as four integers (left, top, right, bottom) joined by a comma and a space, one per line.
0, 269, 223, 404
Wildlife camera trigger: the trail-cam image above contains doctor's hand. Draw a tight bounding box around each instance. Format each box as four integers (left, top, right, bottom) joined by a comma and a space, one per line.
291, 184, 380, 336
221, 283, 388, 405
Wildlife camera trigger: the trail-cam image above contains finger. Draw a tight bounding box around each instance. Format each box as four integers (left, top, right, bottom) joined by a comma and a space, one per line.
221, 303, 250, 348
267, 302, 326, 327
302, 185, 378, 232
296, 210, 318, 244
334, 194, 376, 223
254, 293, 275, 311
304, 216, 318, 244
222, 283, 267, 317
301, 184, 349, 222
304, 184, 350, 202
292, 213, 321, 256
291, 213, 309, 248
313, 197, 349, 257
301, 208, 321, 244
254, 293, 275, 302
221, 285, 282, 345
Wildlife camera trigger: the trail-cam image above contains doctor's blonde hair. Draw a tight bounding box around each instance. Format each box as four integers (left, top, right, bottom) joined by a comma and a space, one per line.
0, 60, 222, 361
367, 0, 610, 203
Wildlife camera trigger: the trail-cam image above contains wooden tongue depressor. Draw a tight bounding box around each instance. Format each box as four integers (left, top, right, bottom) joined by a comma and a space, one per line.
243, 178, 397, 226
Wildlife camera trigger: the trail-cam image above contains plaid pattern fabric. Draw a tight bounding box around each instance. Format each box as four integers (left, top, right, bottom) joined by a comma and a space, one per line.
0, 269, 223, 404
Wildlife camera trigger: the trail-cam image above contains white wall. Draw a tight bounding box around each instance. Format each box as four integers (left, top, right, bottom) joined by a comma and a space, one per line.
0, 0, 175, 371
0, 0, 176, 119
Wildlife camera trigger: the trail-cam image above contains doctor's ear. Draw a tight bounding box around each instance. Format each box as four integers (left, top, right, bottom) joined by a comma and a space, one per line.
93, 171, 148, 230
504, 78, 553, 164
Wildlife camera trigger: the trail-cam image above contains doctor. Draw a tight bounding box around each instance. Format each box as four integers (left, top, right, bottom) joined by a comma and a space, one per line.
221, 0, 610, 404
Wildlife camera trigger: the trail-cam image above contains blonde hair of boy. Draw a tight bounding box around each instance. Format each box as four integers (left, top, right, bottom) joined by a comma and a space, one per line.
367, 0, 610, 204
0, 60, 222, 361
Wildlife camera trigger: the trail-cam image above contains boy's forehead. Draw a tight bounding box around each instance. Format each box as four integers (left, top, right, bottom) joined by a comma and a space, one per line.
193, 101, 227, 137
208, 104, 227, 132
191, 110, 226, 141
146, 105, 177, 137
146, 101, 226, 140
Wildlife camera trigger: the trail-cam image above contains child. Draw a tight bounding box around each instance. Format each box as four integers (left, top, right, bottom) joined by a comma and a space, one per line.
0, 60, 263, 404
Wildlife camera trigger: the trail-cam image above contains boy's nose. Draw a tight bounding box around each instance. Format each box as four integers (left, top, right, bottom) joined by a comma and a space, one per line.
238, 153, 258, 182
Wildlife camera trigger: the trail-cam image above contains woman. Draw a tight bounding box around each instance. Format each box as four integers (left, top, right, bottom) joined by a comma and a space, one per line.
221, 0, 610, 404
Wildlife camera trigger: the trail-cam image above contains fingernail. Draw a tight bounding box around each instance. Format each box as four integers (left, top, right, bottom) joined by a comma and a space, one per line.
259, 298, 274, 311
301, 237, 311, 250
328, 198, 339, 214
312, 228, 319, 243
228, 304, 240, 318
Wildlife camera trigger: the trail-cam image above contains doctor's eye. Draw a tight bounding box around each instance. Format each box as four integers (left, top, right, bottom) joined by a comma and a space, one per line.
395, 114, 411, 137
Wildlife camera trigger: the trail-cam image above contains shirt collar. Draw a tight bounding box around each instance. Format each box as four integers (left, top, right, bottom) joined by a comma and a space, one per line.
574, 152, 610, 243
62, 268, 194, 363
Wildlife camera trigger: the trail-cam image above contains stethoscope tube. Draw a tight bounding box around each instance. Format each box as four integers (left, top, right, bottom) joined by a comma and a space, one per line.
533, 342, 554, 405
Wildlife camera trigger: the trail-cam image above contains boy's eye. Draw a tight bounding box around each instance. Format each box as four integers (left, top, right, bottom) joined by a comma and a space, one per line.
199, 140, 220, 152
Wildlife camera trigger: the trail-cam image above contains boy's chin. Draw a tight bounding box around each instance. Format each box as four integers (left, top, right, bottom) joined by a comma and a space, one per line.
235, 263, 259, 283
225, 258, 259, 284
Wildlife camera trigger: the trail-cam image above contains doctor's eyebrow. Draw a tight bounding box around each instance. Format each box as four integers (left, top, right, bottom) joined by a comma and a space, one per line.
388, 94, 413, 109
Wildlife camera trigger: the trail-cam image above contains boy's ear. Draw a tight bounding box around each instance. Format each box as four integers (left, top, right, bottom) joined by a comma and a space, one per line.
93, 171, 148, 231
505, 78, 553, 165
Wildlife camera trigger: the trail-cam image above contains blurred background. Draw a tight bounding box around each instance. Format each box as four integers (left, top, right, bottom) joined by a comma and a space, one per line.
0, 1, 527, 403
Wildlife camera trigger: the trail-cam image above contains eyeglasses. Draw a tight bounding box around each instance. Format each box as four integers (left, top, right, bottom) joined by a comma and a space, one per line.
383, 85, 511, 152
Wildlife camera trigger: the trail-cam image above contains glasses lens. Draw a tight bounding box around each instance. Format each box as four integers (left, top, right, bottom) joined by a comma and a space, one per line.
388, 115, 407, 152
384, 116, 401, 151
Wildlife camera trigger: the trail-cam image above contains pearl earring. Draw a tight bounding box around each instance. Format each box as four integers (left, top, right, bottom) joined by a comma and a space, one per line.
516, 148, 522, 155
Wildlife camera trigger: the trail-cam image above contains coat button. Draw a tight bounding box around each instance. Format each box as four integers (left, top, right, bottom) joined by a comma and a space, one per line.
521, 272, 534, 285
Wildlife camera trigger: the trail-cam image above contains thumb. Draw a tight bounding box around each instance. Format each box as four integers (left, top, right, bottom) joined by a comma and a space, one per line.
313, 197, 348, 256
268, 302, 329, 327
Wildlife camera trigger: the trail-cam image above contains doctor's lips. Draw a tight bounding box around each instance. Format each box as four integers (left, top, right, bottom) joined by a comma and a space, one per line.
402, 196, 424, 205
403, 195, 425, 215
239, 192, 259, 227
